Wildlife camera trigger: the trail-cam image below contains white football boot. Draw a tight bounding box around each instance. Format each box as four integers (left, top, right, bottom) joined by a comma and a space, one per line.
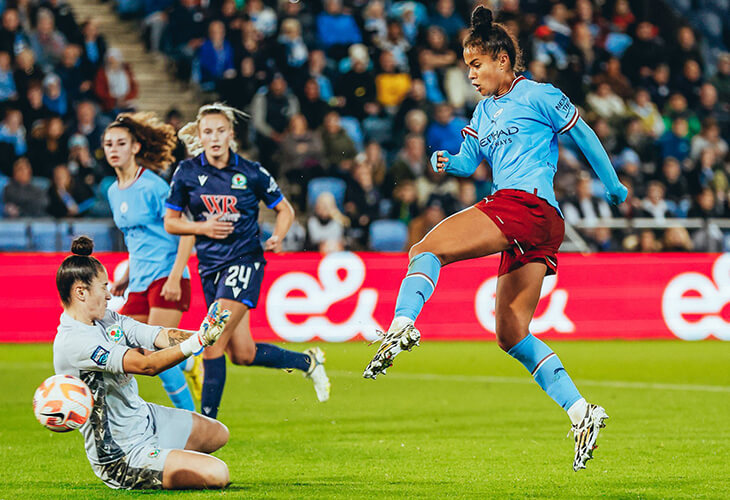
304, 347, 330, 402
570, 403, 609, 471
363, 317, 421, 379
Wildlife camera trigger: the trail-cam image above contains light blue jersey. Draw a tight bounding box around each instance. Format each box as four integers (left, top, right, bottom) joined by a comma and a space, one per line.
107, 168, 189, 293
458, 76, 580, 211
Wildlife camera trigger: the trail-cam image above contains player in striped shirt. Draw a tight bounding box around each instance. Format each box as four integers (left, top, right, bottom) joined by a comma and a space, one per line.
364, 7, 628, 471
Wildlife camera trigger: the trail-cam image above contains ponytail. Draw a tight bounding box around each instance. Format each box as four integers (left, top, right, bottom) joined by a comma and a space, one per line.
464, 6, 523, 71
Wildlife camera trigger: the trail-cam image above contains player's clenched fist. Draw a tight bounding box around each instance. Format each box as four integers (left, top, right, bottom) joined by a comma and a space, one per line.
430, 150, 450, 173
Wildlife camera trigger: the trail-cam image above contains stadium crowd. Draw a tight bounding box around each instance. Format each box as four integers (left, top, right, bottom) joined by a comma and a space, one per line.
2, 0, 730, 253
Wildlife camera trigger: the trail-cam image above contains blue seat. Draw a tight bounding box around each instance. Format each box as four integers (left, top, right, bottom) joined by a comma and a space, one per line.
31, 177, 51, 191
339, 116, 364, 152
307, 177, 347, 211
71, 221, 114, 252
0, 220, 28, 250
30, 221, 60, 251
369, 219, 408, 252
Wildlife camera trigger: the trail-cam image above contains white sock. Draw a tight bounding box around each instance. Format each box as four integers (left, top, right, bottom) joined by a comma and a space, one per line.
567, 398, 588, 425
389, 316, 414, 332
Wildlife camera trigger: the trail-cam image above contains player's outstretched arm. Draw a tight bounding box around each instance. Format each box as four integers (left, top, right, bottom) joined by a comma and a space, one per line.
430, 134, 481, 177
122, 302, 231, 376
565, 118, 628, 205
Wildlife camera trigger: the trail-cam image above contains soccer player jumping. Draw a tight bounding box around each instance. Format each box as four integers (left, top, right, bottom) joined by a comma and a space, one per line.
364, 7, 627, 471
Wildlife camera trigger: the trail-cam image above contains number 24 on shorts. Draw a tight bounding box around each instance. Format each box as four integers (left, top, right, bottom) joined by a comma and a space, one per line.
225, 264, 253, 290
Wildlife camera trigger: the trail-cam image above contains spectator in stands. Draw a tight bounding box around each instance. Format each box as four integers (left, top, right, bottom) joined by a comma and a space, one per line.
198, 20, 234, 88
430, 0, 465, 39
362, 0, 387, 46
403, 109, 429, 143
251, 72, 300, 176
80, 18, 106, 78
586, 226, 620, 252
217, 56, 261, 113
415, 163, 458, 210
669, 26, 703, 76
586, 82, 626, 123
2, 156, 48, 217
657, 117, 691, 163
661, 93, 700, 137
628, 88, 664, 138
417, 48, 446, 104
444, 60, 481, 112
637, 229, 661, 252
709, 53, 730, 108
43, 0, 81, 44
275, 18, 308, 87
0, 51, 17, 101
67, 133, 98, 185
641, 181, 672, 221
141, 0, 171, 54
532, 25, 568, 72
0, 8, 30, 56
621, 21, 665, 84
245, 0, 277, 38
316, 0, 362, 60
384, 134, 428, 198
55, 44, 91, 105
593, 56, 633, 100
663, 226, 693, 252
42, 73, 67, 117
344, 157, 381, 248
93, 48, 138, 114
335, 44, 375, 120
29, 8, 66, 70
363, 140, 386, 187
673, 59, 704, 109
374, 19, 410, 72
561, 172, 612, 227
307, 191, 348, 251
425, 103, 466, 155
46, 163, 94, 218
388, 179, 419, 225
166, 0, 206, 81
20, 83, 52, 132
28, 115, 68, 179
278, 113, 325, 186
320, 110, 357, 171
644, 63, 671, 111
299, 78, 330, 130
362, 101, 393, 149
422, 26, 457, 73
307, 49, 334, 103
0, 108, 27, 156
695, 83, 730, 137
690, 118, 728, 161
375, 50, 411, 111
407, 194, 446, 248
689, 187, 723, 219
613, 148, 645, 196
394, 80, 432, 133
659, 156, 690, 206
561, 22, 607, 103
13, 48, 43, 100
278, 0, 315, 49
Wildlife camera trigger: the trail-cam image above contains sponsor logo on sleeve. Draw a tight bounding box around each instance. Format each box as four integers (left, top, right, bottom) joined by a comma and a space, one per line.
90, 346, 110, 367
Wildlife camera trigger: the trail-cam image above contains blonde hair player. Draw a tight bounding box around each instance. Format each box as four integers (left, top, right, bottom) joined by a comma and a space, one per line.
165, 103, 330, 419
363, 7, 628, 472
53, 236, 231, 490
104, 112, 202, 411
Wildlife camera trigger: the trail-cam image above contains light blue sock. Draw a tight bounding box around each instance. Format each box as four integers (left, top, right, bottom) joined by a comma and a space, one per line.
394, 252, 441, 321
507, 334, 582, 411
158, 364, 195, 411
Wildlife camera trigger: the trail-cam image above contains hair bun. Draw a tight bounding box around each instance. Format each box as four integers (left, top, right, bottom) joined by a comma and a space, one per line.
71, 236, 94, 256
471, 6, 493, 33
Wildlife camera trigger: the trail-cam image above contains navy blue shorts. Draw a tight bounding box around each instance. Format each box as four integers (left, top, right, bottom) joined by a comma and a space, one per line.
201, 255, 266, 309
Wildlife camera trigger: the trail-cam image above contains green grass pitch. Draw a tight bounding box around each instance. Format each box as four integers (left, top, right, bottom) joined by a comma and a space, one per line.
2, 340, 729, 499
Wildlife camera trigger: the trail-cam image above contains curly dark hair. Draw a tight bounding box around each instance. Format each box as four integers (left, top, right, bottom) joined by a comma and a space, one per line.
463, 6, 524, 71
105, 112, 178, 173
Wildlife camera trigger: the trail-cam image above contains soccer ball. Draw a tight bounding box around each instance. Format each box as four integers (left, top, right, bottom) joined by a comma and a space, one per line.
32, 374, 94, 432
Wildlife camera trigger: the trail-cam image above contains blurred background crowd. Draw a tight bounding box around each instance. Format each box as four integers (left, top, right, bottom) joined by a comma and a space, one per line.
1, 0, 730, 253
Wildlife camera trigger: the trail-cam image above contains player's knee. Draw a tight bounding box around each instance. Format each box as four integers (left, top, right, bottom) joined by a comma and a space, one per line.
212, 421, 229, 451
204, 460, 229, 489
408, 244, 445, 265
229, 347, 255, 365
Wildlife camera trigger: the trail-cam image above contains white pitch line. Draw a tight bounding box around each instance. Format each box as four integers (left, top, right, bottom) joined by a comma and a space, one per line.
331, 370, 730, 394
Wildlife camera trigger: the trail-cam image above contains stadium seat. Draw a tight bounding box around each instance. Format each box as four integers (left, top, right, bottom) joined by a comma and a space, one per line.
307, 177, 347, 211
369, 219, 408, 252
0, 220, 29, 250
0, 175, 9, 217
71, 221, 114, 252
30, 221, 60, 251
339, 116, 364, 152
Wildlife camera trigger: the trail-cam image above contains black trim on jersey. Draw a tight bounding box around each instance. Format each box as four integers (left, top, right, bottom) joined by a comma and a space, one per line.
80, 371, 125, 464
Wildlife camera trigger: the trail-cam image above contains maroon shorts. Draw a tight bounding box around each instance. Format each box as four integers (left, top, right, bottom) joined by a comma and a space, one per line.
119, 277, 192, 316
474, 189, 565, 277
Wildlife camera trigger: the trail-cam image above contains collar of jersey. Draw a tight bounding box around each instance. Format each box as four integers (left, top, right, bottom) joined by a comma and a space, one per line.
199, 150, 240, 169
493, 75, 526, 100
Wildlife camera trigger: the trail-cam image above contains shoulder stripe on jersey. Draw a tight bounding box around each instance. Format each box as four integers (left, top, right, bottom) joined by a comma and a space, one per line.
164, 201, 183, 211
266, 193, 284, 209
558, 108, 580, 134
461, 126, 478, 139
494, 75, 526, 100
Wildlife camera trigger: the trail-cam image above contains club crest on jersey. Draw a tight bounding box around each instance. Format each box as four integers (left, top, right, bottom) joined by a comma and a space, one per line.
106, 325, 124, 343
231, 173, 247, 190
120, 202, 128, 214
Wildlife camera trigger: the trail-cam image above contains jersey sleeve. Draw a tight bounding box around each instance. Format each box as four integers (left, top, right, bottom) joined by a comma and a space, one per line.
530, 83, 580, 135
62, 333, 128, 375
150, 174, 171, 218
253, 164, 284, 208
165, 165, 188, 212
109, 310, 162, 350
456, 105, 484, 164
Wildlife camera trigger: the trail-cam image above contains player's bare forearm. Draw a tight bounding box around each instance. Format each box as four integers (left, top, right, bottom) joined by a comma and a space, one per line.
164, 208, 202, 236
122, 344, 189, 376
169, 235, 194, 278
272, 197, 295, 240
154, 328, 195, 349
